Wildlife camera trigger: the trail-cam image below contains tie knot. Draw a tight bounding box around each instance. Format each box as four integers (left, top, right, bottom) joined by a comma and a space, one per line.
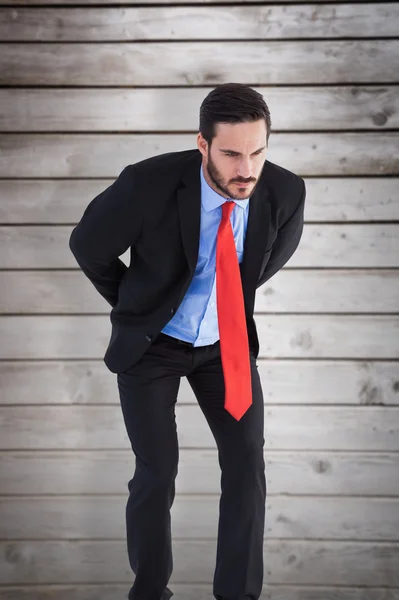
222, 201, 235, 220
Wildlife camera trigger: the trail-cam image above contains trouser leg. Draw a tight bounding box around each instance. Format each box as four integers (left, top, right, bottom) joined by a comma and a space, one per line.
117, 338, 184, 600
187, 346, 266, 600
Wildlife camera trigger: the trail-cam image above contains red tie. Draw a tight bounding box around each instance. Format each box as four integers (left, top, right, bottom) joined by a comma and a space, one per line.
216, 201, 252, 420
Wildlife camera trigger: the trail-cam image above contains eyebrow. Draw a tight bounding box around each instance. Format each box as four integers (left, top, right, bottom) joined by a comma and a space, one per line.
219, 146, 266, 155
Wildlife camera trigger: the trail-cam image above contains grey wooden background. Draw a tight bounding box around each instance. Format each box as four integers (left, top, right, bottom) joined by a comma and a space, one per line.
0, 1, 399, 599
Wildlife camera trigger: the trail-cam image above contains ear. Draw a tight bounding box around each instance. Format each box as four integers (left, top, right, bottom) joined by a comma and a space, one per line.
196, 132, 208, 157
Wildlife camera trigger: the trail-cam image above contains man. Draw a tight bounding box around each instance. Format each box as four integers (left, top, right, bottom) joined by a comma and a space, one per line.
69, 83, 306, 600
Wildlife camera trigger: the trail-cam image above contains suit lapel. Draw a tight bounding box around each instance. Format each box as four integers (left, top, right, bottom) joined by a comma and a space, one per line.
240, 179, 272, 292
176, 153, 202, 275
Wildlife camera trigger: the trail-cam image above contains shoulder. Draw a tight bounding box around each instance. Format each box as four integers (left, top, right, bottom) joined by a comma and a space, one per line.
260, 159, 306, 222
124, 149, 199, 180
115, 149, 201, 225
259, 159, 306, 228
115, 150, 200, 199
261, 159, 305, 197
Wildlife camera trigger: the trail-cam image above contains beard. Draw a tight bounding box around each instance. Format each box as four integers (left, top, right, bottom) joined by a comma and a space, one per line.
206, 151, 260, 200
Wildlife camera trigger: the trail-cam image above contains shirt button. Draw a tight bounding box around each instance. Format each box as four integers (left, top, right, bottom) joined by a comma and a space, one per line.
210, 302, 215, 307
145, 335, 152, 342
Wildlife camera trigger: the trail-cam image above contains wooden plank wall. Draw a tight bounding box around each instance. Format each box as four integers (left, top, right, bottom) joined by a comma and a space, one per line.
0, 1, 399, 599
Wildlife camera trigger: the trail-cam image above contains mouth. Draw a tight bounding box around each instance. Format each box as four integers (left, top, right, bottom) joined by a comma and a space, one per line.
233, 181, 253, 187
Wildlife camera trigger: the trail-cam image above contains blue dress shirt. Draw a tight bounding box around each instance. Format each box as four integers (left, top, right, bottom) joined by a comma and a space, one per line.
161, 164, 250, 346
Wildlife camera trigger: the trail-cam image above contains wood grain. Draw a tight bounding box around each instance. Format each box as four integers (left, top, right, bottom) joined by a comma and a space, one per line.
1, 449, 398, 496
1, 41, 398, 85
1, 358, 398, 406
0, 0, 380, 3
1, 87, 398, 132
1, 495, 398, 541
1, 133, 397, 176
0, 404, 398, 451
1, 270, 398, 314
0, 585, 397, 600
1, 0, 398, 595
1, 178, 398, 223
0, 315, 399, 359
1, 5, 397, 41
1, 224, 398, 268
0, 540, 398, 585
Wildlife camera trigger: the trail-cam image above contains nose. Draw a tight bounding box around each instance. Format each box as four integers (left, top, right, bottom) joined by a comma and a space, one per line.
237, 158, 252, 179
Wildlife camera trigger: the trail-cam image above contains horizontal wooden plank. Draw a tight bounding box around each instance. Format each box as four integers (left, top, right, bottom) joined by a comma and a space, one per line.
302, 178, 399, 221
0, 0, 376, 3
1, 41, 398, 86
1, 133, 397, 177
1, 270, 398, 314
2, 87, 398, 132
264, 587, 399, 600
0, 405, 398, 451
1, 495, 398, 541
1, 315, 398, 359
1, 449, 398, 496
1, 5, 397, 41
1, 178, 398, 223
255, 270, 399, 313
264, 496, 399, 541
0, 585, 398, 600
1, 224, 399, 269
294, 224, 399, 267
0, 540, 398, 586
254, 315, 399, 358
1, 359, 398, 407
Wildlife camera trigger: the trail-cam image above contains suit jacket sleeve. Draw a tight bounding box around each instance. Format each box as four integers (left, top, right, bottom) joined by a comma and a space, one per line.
257, 177, 306, 288
69, 165, 142, 308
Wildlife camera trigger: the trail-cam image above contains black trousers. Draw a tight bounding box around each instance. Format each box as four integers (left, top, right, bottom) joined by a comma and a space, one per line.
117, 332, 267, 600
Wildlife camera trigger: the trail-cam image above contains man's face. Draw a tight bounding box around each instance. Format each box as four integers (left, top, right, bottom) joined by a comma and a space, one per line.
197, 119, 267, 200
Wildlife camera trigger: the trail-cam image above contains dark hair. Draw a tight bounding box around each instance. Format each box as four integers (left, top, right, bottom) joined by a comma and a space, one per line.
199, 83, 271, 146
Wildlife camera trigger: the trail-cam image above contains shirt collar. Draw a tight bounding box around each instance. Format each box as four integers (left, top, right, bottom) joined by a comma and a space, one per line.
200, 164, 250, 213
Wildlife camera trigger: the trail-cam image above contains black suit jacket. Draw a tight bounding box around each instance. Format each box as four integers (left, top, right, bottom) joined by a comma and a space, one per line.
69, 148, 306, 373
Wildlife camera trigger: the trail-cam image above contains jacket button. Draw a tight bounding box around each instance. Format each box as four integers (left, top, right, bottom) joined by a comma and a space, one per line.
171, 308, 175, 314
145, 334, 152, 342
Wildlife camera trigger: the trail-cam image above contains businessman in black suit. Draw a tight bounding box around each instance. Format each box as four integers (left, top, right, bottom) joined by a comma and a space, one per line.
69, 83, 306, 600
